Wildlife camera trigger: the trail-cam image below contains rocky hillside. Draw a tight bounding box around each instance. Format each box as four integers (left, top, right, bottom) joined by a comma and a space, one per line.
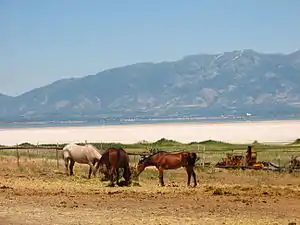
1, 49, 300, 121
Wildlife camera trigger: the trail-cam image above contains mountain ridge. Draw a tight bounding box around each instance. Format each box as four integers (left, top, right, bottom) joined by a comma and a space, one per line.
1, 49, 300, 122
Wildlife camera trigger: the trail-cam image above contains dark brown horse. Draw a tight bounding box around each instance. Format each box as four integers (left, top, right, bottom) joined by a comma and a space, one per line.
95, 147, 132, 187
136, 151, 198, 187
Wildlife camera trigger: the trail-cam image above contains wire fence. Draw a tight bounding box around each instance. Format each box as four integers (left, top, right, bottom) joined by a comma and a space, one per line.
1, 140, 300, 171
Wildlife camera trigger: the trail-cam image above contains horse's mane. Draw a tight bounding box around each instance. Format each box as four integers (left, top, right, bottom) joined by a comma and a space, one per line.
140, 150, 168, 161
149, 150, 167, 156
85, 144, 99, 151
100, 147, 125, 156
63, 142, 78, 150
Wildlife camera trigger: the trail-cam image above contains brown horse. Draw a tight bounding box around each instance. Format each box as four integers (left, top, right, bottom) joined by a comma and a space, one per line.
136, 151, 198, 187
95, 147, 132, 187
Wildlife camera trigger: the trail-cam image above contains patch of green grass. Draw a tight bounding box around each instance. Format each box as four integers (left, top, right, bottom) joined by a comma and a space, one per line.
2, 138, 300, 151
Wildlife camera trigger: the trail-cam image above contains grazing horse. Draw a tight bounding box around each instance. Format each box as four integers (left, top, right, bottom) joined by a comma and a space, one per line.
136, 151, 198, 187
95, 147, 132, 187
62, 143, 101, 179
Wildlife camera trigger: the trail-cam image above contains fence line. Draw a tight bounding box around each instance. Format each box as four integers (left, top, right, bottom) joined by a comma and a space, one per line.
1, 143, 300, 154
1, 141, 299, 170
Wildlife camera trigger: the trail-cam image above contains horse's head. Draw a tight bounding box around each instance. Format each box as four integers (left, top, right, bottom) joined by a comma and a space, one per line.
181, 152, 190, 166
94, 155, 105, 175
181, 152, 198, 166
136, 155, 151, 176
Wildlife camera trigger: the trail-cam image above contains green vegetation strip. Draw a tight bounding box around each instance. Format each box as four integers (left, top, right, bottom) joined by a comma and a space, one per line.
1, 138, 300, 152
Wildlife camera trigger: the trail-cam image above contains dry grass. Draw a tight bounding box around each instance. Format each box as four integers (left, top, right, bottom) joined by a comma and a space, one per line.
1, 155, 300, 225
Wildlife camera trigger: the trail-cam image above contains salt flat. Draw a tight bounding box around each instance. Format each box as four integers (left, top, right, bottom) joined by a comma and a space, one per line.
0, 120, 300, 145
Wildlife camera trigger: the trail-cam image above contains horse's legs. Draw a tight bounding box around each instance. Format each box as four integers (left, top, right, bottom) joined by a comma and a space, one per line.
88, 165, 92, 179
92, 160, 97, 177
69, 159, 75, 176
64, 158, 69, 175
185, 166, 192, 186
108, 167, 116, 187
158, 167, 165, 187
123, 166, 131, 186
87, 158, 99, 179
102, 165, 110, 181
192, 167, 197, 187
186, 166, 197, 187
116, 169, 120, 186
88, 161, 96, 179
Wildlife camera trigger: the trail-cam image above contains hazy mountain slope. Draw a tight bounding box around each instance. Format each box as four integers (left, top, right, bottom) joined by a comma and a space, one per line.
1, 49, 300, 121
0, 94, 12, 118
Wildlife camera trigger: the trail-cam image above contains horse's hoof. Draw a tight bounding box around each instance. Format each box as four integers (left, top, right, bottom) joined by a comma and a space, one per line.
117, 181, 128, 187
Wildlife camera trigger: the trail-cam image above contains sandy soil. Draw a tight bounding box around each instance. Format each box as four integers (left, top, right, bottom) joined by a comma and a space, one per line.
1, 157, 300, 225
1, 120, 300, 145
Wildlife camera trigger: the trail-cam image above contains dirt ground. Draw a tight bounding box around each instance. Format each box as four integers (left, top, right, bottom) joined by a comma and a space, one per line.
1, 156, 300, 225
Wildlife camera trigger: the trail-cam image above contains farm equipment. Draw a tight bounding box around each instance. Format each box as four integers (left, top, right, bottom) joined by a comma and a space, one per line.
288, 155, 300, 173
215, 145, 280, 171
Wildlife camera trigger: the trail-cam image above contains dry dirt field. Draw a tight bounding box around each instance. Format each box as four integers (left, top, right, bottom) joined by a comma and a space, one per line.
1, 156, 300, 225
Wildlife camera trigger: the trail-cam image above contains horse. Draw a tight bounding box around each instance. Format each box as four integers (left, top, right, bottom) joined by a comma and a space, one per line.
62, 143, 101, 179
95, 147, 132, 187
136, 151, 198, 187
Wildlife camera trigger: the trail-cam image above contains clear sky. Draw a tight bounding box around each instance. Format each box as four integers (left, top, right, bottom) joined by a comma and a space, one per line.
1, 0, 299, 96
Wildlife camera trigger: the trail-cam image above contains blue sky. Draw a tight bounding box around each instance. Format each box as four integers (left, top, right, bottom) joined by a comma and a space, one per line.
1, 0, 299, 96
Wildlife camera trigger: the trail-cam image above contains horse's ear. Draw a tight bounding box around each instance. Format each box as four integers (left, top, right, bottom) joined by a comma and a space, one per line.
139, 155, 147, 162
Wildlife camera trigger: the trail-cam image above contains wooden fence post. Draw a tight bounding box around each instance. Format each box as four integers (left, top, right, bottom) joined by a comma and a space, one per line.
16, 144, 20, 167
56, 143, 59, 169
36, 142, 39, 155
277, 154, 281, 172
202, 145, 205, 169
197, 145, 201, 168
27, 149, 31, 160
134, 154, 137, 167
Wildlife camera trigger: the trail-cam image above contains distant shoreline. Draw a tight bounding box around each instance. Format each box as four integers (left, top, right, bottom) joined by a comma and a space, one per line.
1, 116, 300, 130
0, 118, 300, 145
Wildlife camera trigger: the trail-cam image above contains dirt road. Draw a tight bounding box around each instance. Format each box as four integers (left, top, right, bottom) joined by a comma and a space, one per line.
1, 159, 300, 225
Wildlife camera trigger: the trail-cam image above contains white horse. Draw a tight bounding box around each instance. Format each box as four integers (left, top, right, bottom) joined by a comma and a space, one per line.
62, 143, 102, 179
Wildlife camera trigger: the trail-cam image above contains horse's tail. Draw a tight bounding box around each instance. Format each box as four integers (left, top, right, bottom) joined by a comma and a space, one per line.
117, 147, 121, 163
119, 148, 132, 183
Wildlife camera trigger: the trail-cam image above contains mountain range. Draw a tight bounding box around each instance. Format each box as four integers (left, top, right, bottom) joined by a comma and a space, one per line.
1, 49, 300, 122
